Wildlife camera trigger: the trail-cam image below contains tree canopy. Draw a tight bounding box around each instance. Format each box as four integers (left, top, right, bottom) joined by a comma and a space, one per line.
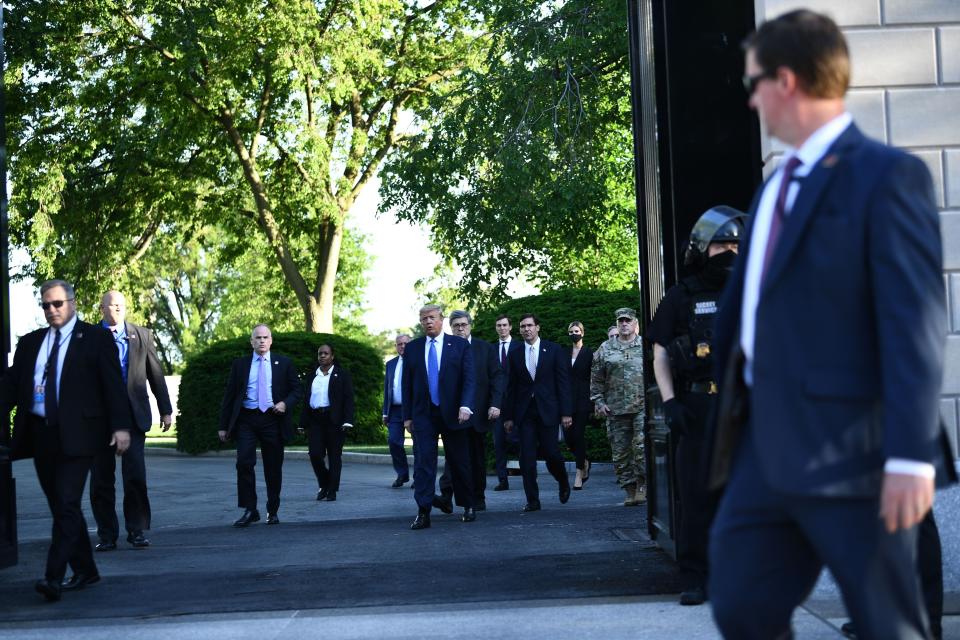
6, 0, 487, 334
380, 0, 638, 307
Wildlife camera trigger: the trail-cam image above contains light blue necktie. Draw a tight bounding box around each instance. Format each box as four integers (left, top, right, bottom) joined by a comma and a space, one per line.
428, 338, 440, 405
257, 356, 271, 412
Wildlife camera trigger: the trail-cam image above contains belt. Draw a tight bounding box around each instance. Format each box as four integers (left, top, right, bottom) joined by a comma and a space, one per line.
687, 381, 718, 395
312, 407, 331, 414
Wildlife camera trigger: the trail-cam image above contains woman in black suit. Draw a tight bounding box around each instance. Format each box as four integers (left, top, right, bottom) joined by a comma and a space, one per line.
300, 343, 355, 502
566, 321, 593, 489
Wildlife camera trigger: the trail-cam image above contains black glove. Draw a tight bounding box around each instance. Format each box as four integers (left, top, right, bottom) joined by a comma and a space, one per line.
663, 398, 689, 436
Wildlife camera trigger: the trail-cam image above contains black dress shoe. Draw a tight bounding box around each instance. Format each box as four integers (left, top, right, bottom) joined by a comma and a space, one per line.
266, 513, 280, 525
474, 499, 487, 512
432, 495, 453, 514
127, 531, 150, 548
95, 540, 117, 552
410, 512, 431, 530
391, 476, 408, 488
522, 501, 541, 512
324, 491, 337, 501
317, 488, 328, 500
559, 485, 571, 504
233, 509, 260, 527
35, 578, 61, 602
61, 573, 101, 591
493, 481, 509, 491
679, 586, 706, 606
840, 622, 856, 638
461, 507, 476, 522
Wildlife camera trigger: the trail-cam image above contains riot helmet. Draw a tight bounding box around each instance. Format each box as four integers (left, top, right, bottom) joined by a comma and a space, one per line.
683, 205, 748, 268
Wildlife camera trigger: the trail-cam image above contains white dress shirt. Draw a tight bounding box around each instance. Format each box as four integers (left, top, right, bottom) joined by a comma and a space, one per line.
310, 367, 333, 408
392, 357, 403, 405
525, 338, 540, 378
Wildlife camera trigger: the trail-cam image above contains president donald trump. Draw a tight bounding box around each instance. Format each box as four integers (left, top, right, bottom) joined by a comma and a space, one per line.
402, 304, 476, 529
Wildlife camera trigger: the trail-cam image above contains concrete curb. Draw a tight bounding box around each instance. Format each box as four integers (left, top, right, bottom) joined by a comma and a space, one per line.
144, 447, 611, 473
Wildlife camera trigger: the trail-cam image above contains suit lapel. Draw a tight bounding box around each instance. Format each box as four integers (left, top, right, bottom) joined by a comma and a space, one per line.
60, 320, 86, 380
124, 322, 139, 391
761, 124, 861, 292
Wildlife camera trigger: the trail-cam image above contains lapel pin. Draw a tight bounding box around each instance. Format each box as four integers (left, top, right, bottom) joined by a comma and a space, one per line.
76, 332, 83, 339
822, 154, 839, 168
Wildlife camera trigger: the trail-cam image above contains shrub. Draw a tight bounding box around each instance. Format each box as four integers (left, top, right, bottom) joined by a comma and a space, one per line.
472, 287, 642, 349
472, 287, 643, 464
176, 331, 385, 454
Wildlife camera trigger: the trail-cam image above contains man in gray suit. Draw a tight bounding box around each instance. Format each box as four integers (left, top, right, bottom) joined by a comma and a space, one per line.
90, 291, 173, 550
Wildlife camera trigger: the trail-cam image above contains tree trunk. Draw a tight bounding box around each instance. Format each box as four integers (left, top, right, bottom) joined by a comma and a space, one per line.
305, 219, 344, 333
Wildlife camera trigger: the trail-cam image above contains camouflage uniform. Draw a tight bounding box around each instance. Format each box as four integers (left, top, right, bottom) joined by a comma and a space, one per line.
590, 333, 646, 491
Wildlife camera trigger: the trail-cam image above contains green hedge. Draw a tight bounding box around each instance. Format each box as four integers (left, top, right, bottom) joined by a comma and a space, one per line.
176, 332, 385, 454
473, 287, 643, 463
472, 287, 642, 349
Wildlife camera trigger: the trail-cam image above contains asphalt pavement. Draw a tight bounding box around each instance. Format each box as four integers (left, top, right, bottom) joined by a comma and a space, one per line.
0, 450, 944, 639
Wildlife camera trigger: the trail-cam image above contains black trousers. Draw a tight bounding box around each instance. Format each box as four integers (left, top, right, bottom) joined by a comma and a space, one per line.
31, 415, 97, 581
305, 409, 346, 492
709, 433, 928, 640
235, 409, 284, 515
674, 392, 719, 589
919, 510, 943, 638
518, 405, 569, 505
439, 428, 487, 504
566, 409, 590, 470
90, 428, 149, 542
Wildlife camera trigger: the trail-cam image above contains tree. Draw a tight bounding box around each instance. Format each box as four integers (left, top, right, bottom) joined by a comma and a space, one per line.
6, 0, 485, 331
380, 0, 637, 306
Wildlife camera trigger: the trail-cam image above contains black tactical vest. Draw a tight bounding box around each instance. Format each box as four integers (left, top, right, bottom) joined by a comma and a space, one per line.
667, 275, 723, 383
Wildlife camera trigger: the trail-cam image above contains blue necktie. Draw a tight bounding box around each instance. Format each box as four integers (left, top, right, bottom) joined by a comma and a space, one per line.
428, 338, 440, 406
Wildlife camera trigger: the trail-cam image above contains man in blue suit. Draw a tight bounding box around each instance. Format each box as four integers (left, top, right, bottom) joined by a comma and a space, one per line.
707, 11, 953, 639
382, 334, 411, 487
503, 313, 572, 512
402, 304, 476, 529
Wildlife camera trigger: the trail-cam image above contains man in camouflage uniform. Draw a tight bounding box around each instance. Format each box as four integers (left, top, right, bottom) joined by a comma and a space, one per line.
590, 307, 646, 506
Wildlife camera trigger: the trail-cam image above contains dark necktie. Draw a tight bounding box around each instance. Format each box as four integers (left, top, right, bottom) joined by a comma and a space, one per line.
500, 342, 506, 367
45, 329, 62, 426
760, 155, 803, 284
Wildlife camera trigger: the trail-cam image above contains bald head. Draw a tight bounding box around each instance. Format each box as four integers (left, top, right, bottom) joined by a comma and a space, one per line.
101, 290, 127, 327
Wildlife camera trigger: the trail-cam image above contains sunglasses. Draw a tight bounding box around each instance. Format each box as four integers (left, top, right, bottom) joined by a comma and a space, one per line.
742, 70, 777, 95
40, 298, 74, 310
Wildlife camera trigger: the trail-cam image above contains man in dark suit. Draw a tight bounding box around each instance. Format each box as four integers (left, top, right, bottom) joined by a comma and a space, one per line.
0, 279, 132, 602
89, 290, 173, 550
382, 334, 410, 487
503, 313, 572, 512
491, 314, 522, 491
436, 310, 505, 513
218, 324, 301, 527
707, 11, 952, 639
401, 304, 476, 529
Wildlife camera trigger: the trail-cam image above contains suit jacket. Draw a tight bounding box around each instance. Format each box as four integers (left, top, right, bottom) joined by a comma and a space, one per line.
219, 352, 302, 443
2, 320, 132, 460
382, 355, 403, 416
301, 364, 355, 429
119, 321, 173, 432
710, 123, 951, 496
401, 333, 475, 433
504, 339, 572, 427
467, 337, 505, 433
568, 345, 594, 415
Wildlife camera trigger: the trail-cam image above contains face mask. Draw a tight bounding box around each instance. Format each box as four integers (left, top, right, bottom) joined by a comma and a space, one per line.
702, 250, 737, 286
568, 333, 582, 342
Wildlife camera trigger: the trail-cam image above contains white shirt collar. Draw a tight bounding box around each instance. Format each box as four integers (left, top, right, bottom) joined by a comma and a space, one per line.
783, 112, 852, 174
251, 350, 272, 362
49, 313, 79, 339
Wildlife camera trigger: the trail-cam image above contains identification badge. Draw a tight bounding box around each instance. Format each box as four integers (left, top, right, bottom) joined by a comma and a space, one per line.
34, 384, 45, 403
696, 342, 711, 358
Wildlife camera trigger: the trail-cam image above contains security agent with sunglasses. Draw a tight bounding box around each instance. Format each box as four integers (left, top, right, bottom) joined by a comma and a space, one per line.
1, 279, 132, 602
647, 206, 746, 607
707, 10, 954, 639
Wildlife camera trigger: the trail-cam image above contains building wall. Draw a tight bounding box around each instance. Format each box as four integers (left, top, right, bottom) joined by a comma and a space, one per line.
756, 0, 960, 592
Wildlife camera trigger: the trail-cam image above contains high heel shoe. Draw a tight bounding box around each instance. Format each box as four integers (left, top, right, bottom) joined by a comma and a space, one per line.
573, 468, 584, 490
